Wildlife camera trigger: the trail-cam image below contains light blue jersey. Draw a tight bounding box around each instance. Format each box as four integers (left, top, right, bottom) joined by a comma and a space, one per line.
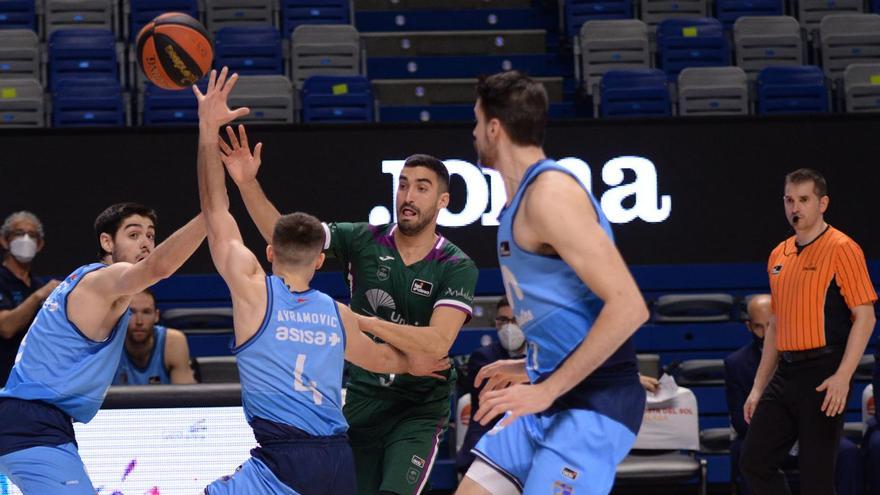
113, 325, 170, 385
498, 159, 639, 388
0, 263, 130, 424
234, 275, 348, 436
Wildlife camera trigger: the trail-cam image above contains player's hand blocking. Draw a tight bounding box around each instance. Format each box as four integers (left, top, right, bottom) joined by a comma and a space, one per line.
406, 352, 451, 380
475, 358, 529, 396
219, 124, 262, 186
474, 383, 556, 428
193, 67, 250, 130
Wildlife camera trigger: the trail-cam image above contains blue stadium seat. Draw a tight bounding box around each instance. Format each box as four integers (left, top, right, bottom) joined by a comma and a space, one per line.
52, 77, 124, 127
129, 0, 199, 42
301, 75, 373, 123
0, 0, 36, 30
756, 65, 829, 114
564, 0, 633, 36
599, 69, 672, 117
657, 18, 730, 79
715, 0, 784, 28
355, 9, 543, 32
48, 29, 118, 92
214, 26, 284, 75
280, 0, 349, 38
367, 54, 569, 79
142, 81, 207, 126
378, 102, 578, 123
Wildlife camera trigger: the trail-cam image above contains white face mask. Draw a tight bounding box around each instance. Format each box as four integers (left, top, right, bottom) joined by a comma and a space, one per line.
9, 235, 38, 263
498, 323, 525, 353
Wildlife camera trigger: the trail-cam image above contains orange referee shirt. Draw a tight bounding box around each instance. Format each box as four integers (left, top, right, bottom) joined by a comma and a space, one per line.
768, 225, 877, 352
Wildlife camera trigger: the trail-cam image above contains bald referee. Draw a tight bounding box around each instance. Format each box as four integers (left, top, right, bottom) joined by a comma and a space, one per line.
741, 169, 877, 495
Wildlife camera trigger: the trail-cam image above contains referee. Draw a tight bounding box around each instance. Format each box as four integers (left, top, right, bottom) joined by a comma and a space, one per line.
741, 169, 877, 495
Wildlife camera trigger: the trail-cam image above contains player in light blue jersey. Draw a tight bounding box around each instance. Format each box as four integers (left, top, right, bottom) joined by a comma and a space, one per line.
0, 204, 205, 494
454, 71, 651, 495
113, 289, 196, 385
195, 68, 448, 495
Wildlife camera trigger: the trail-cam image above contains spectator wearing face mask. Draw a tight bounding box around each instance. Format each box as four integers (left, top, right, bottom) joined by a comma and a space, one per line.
455, 297, 526, 474
0, 212, 60, 387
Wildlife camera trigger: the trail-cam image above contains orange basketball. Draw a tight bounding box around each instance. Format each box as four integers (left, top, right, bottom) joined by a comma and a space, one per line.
136, 12, 213, 90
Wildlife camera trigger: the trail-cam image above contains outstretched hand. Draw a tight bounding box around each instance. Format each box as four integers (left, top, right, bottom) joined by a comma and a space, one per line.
219, 124, 262, 185
193, 67, 250, 129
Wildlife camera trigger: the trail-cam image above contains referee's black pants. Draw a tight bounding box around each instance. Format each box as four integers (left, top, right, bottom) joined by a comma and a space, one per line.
740, 351, 848, 495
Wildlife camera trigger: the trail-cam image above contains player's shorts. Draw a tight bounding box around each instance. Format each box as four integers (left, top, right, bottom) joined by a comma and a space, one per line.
345, 392, 449, 495
0, 442, 95, 494
207, 418, 356, 495
472, 408, 637, 495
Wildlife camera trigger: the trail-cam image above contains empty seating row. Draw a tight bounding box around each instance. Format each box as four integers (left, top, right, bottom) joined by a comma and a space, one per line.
0, 0, 350, 39
564, 0, 874, 34
578, 14, 880, 93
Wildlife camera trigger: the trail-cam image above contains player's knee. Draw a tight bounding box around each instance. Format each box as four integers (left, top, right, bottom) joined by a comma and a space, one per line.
459, 459, 519, 495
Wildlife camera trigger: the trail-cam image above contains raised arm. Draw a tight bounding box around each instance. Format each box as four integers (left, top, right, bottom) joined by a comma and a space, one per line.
357, 307, 468, 358
83, 215, 206, 300
195, 68, 267, 345
218, 124, 281, 244
475, 171, 649, 426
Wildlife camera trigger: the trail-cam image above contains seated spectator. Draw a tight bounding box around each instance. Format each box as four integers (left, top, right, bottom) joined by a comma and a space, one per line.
725, 294, 863, 495
0, 211, 59, 387
113, 289, 196, 385
455, 298, 525, 474
866, 349, 879, 495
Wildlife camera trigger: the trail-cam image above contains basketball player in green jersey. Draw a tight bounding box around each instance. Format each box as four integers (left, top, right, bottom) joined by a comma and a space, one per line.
217, 125, 478, 495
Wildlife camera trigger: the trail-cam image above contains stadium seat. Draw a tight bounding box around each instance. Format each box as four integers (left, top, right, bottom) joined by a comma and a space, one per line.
843, 63, 880, 113
204, 0, 274, 34
798, 0, 863, 32
51, 77, 125, 127
733, 16, 803, 79
756, 65, 829, 114
44, 0, 116, 38
819, 14, 880, 81
564, 0, 633, 36
654, 294, 735, 323
301, 75, 373, 122
228, 74, 294, 124
0, 0, 37, 31
641, 0, 708, 28
193, 356, 239, 383
214, 26, 284, 75
673, 359, 725, 386
657, 18, 731, 80
140, 81, 207, 125
290, 23, 360, 88
599, 69, 672, 117
579, 19, 651, 94
715, 0, 783, 28
0, 29, 40, 81
280, 0, 349, 38
620, 386, 708, 494
161, 307, 233, 329
0, 77, 44, 127
47, 28, 118, 91
126, 0, 199, 42
677, 66, 749, 115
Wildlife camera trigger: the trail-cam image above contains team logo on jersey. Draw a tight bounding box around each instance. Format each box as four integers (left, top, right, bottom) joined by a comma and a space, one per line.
500, 241, 511, 257
406, 467, 420, 484
553, 481, 574, 495
411, 455, 425, 468
411, 279, 433, 297
377, 265, 391, 281
379, 255, 395, 261
365, 289, 397, 314
771, 264, 783, 275
562, 467, 578, 480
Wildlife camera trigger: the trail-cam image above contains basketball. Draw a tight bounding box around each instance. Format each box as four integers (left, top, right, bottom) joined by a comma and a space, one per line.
136, 12, 213, 90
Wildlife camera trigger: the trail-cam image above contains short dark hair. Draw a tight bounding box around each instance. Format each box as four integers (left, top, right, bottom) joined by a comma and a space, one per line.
94, 203, 157, 258
139, 288, 157, 307
496, 297, 510, 311
403, 154, 449, 192
476, 71, 548, 147
272, 212, 325, 266
785, 168, 828, 198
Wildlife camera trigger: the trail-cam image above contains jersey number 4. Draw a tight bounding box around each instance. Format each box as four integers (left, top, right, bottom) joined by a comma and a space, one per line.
294, 354, 323, 405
